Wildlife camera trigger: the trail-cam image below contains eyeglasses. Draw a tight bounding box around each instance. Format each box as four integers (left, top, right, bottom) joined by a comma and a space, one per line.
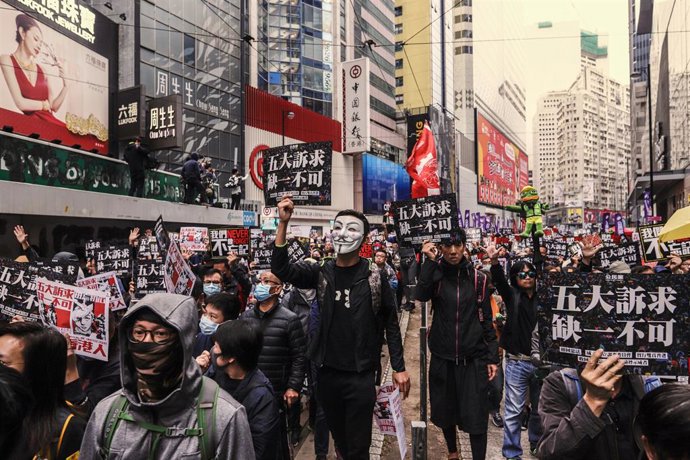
259, 279, 280, 287
517, 271, 537, 280
129, 327, 174, 343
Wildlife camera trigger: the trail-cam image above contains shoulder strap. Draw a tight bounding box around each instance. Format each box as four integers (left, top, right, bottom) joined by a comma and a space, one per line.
55, 413, 75, 459
475, 269, 487, 322
368, 262, 382, 315
101, 394, 130, 457
560, 368, 583, 407
197, 376, 220, 460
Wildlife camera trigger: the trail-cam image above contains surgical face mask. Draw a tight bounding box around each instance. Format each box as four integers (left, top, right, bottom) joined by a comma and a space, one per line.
203, 282, 221, 296
199, 315, 218, 335
483, 264, 492, 271
254, 283, 273, 302
331, 215, 365, 255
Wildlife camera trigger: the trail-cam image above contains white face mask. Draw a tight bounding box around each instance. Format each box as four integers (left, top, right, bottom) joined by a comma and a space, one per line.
331, 215, 365, 255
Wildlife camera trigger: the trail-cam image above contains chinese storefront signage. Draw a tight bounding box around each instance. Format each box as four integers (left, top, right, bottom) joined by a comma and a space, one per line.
342, 58, 371, 154
116, 86, 145, 140
147, 95, 182, 150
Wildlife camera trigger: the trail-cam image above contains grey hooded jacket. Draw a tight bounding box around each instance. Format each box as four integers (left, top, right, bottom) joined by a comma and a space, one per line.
79, 294, 255, 459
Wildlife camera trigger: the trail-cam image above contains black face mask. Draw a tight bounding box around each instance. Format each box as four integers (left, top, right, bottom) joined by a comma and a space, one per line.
129, 339, 183, 402
212, 350, 230, 370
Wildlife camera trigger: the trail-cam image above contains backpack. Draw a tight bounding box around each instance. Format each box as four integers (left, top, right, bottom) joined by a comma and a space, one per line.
559, 368, 661, 407
99, 376, 220, 460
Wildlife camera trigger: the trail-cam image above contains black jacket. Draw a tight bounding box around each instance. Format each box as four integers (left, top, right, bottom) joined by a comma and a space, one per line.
490, 264, 538, 356
416, 258, 498, 364
241, 301, 306, 394
216, 369, 279, 460
271, 245, 405, 373
182, 158, 201, 182
64, 346, 122, 420
124, 143, 149, 173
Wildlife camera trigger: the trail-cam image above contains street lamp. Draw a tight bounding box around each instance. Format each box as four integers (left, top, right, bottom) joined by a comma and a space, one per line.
282, 110, 295, 146
631, 63, 654, 218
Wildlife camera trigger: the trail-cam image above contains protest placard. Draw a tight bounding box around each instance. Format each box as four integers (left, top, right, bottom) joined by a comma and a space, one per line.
287, 239, 308, 263
0, 259, 80, 322
262, 141, 332, 206
537, 273, 690, 376
77, 272, 127, 311
36, 277, 110, 362
179, 227, 210, 253
164, 242, 196, 296
33, 260, 82, 283
94, 244, 132, 278
85, 239, 102, 260
638, 224, 669, 262
134, 260, 166, 299
359, 243, 373, 259
598, 242, 642, 269
391, 194, 459, 247
209, 228, 250, 259
545, 240, 568, 258
373, 384, 407, 459
138, 236, 162, 261
154, 215, 171, 254
465, 228, 482, 244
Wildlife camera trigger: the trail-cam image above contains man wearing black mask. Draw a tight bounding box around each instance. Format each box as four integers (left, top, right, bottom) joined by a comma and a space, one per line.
124, 137, 150, 197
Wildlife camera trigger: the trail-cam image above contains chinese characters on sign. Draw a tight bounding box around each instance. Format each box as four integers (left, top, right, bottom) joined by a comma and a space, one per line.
342, 58, 371, 154
93, 245, 131, 278
210, 228, 250, 259
147, 95, 183, 150
391, 194, 460, 247
163, 243, 195, 296
262, 142, 332, 206
598, 242, 642, 269
77, 272, 126, 311
134, 260, 166, 299
154, 215, 171, 255
116, 86, 144, 140
537, 273, 690, 375
638, 224, 690, 262
373, 384, 407, 459
179, 227, 209, 253
545, 241, 568, 259
36, 277, 110, 362
287, 239, 308, 263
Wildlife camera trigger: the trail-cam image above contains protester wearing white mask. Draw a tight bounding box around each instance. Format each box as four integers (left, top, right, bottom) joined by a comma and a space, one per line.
271, 196, 410, 460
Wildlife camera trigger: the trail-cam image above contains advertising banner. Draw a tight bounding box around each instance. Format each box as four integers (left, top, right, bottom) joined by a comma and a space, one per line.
0, 134, 181, 201
179, 226, 209, 253
134, 259, 166, 299
373, 384, 407, 459
209, 227, 250, 259
392, 193, 460, 248
477, 112, 528, 207
0, 0, 114, 153
163, 242, 195, 296
76, 271, 126, 311
537, 273, 690, 376
262, 141, 332, 206
36, 277, 109, 362
342, 58, 370, 154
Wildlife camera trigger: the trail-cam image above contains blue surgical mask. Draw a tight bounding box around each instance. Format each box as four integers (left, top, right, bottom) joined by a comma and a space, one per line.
254, 283, 273, 302
203, 283, 221, 296
199, 315, 218, 335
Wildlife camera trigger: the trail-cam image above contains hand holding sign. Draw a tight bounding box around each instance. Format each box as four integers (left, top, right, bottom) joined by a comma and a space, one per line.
421, 240, 438, 261
277, 195, 294, 223
581, 349, 625, 416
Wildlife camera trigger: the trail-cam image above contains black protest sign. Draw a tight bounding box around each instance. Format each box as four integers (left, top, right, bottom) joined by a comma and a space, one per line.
209, 228, 250, 259
138, 236, 162, 261
537, 273, 690, 376
85, 240, 102, 260
287, 239, 308, 263
638, 224, 670, 262
391, 194, 459, 247
134, 260, 166, 299
0, 259, 74, 321
94, 245, 132, 278
262, 141, 332, 206
599, 242, 642, 269
32, 260, 81, 284
465, 228, 482, 244
545, 240, 568, 258
154, 215, 171, 254
250, 229, 273, 270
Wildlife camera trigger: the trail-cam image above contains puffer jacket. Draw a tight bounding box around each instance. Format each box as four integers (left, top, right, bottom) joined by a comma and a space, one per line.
241, 300, 307, 395
79, 293, 255, 459
271, 244, 406, 373
416, 258, 498, 364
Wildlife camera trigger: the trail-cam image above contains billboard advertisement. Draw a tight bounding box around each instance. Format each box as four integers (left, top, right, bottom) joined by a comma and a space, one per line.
362, 153, 410, 215
0, 0, 116, 154
477, 112, 529, 207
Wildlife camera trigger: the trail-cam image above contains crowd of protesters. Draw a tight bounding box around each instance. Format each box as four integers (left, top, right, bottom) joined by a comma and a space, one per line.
1, 200, 689, 460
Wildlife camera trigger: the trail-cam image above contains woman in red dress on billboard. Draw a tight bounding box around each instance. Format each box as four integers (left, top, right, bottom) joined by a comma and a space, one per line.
0, 14, 68, 127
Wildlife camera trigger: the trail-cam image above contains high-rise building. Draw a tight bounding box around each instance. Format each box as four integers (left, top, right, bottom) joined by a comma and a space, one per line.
253, 0, 337, 117
535, 64, 631, 222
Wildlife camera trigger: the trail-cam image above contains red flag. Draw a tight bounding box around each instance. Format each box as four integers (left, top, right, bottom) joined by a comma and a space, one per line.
405, 121, 440, 198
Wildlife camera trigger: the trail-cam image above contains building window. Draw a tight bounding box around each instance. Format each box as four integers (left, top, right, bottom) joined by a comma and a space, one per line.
454, 30, 473, 40
455, 45, 473, 55
395, 23, 403, 34
395, 94, 404, 104
395, 58, 403, 69
454, 14, 472, 23
395, 6, 402, 17
396, 76, 404, 87
395, 41, 403, 52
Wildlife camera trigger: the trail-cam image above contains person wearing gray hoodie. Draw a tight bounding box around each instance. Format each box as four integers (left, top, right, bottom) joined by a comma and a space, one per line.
79, 293, 255, 459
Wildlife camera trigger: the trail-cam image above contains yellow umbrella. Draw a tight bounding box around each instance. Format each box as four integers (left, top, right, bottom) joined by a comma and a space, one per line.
658, 205, 690, 242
